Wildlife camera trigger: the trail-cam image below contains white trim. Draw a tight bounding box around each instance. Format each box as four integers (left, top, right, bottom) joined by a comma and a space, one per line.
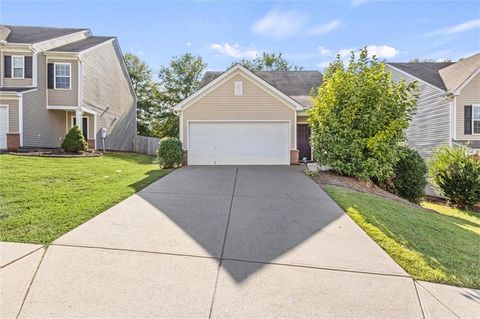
93, 113, 97, 149
78, 60, 83, 111
53, 62, 71, 90
387, 64, 446, 94
32, 52, 38, 87
70, 115, 90, 139
32, 30, 91, 49
0, 105, 9, 150
18, 94, 23, 147
473, 104, 480, 135
174, 64, 304, 112
179, 112, 184, 145
11, 55, 25, 79
453, 67, 480, 95
47, 105, 78, 110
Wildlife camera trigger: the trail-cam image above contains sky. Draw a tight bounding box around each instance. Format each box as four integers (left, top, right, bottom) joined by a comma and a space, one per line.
2, 0, 479, 72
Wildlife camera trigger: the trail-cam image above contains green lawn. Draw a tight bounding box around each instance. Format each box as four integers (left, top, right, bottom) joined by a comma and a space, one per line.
0, 153, 168, 244
323, 185, 480, 288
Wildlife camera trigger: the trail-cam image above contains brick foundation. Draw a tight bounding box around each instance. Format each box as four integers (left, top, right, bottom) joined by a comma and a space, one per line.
290, 149, 299, 165
6, 133, 20, 151
182, 150, 188, 166
87, 139, 96, 149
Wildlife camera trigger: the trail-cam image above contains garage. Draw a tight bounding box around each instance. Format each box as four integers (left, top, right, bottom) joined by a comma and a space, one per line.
188, 122, 290, 165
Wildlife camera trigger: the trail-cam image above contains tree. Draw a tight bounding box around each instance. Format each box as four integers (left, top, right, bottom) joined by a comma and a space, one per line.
124, 53, 161, 136
409, 58, 451, 62
308, 48, 418, 181
154, 53, 206, 138
232, 52, 303, 71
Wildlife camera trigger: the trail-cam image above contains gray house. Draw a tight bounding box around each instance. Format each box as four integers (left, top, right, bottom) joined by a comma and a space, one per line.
387, 53, 480, 159
0, 25, 136, 151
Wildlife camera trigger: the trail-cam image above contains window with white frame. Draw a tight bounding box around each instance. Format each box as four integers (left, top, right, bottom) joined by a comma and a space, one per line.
12, 56, 24, 79
54, 63, 71, 89
473, 105, 480, 134
235, 81, 243, 96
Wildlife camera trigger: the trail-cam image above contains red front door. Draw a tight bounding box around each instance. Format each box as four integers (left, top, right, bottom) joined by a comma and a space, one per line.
297, 124, 311, 161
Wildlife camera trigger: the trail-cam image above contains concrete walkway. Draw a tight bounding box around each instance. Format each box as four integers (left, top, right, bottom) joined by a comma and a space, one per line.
2, 166, 479, 318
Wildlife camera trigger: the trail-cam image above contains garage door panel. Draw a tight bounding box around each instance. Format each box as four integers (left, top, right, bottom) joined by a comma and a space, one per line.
189, 122, 289, 165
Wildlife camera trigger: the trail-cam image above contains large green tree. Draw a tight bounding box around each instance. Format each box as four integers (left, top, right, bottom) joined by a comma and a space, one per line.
124, 53, 161, 136
308, 48, 418, 181
232, 52, 303, 71
153, 53, 206, 138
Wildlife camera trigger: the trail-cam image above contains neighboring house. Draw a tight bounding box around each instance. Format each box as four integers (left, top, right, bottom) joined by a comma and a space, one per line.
387, 53, 480, 159
174, 64, 322, 165
0, 25, 136, 151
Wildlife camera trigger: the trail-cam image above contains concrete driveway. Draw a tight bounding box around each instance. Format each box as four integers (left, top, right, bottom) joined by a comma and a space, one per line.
5, 166, 476, 318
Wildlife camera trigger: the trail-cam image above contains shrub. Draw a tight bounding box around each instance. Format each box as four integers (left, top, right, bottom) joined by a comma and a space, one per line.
429, 146, 480, 208
157, 137, 183, 168
392, 147, 427, 203
61, 126, 88, 152
308, 48, 418, 181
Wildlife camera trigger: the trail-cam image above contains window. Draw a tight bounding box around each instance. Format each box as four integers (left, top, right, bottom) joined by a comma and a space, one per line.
473, 105, 480, 134
235, 81, 243, 96
12, 56, 24, 79
54, 63, 71, 90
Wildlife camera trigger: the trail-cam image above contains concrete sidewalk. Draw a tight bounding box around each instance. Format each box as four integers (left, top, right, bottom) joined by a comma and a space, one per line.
2, 166, 479, 318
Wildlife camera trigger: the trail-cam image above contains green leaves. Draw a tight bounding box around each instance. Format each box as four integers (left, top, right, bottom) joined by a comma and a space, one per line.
231, 52, 303, 71
308, 47, 418, 181
61, 126, 88, 153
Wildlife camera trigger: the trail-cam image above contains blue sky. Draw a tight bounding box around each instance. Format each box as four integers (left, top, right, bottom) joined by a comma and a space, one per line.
2, 1, 479, 72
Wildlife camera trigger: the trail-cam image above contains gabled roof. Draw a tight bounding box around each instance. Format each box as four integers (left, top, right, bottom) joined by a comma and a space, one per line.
175, 64, 315, 111
388, 62, 453, 91
1, 25, 88, 44
439, 53, 480, 93
48, 36, 115, 53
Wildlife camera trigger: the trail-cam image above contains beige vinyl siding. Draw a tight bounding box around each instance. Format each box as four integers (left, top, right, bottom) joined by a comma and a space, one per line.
81, 40, 136, 151
47, 59, 78, 107
297, 115, 308, 123
2, 52, 33, 87
0, 98, 19, 132
66, 111, 94, 139
388, 66, 450, 159
455, 73, 480, 140
182, 73, 296, 150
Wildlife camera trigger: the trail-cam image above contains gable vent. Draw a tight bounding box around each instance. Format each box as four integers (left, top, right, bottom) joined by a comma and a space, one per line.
235, 81, 243, 96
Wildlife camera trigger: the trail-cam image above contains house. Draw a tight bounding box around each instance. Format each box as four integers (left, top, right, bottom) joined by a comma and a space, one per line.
0, 25, 136, 151
174, 64, 322, 165
387, 53, 480, 158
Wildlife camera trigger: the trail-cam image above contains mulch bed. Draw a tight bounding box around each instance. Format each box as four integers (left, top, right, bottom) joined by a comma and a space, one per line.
10, 149, 103, 158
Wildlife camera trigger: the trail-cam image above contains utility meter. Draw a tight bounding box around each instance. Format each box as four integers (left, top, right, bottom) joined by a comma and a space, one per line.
101, 127, 107, 138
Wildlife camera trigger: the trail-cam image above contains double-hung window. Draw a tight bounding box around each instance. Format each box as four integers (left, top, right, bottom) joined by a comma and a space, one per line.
473, 105, 480, 134
12, 56, 24, 79
54, 63, 71, 90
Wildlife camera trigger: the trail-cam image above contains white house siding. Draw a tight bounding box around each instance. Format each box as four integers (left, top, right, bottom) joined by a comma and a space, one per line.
388, 66, 450, 159
455, 73, 480, 141
80, 40, 136, 151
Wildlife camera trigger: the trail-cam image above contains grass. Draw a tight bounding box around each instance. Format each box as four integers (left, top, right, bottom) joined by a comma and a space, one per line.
0, 153, 168, 244
323, 185, 480, 288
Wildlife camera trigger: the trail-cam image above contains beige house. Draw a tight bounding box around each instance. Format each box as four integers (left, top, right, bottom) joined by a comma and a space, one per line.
174, 64, 321, 165
0, 25, 136, 151
387, 53, 480, 158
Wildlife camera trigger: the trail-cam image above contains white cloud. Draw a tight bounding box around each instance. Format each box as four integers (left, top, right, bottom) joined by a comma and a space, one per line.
186, 42, 191, 47
210, 43, 258, 59
317, 46, 332, 56
351, 0, 371, 7
307, 20, 342, 36
366, 45, 399, 59
251, 9, 307, 39
337, 48, 354, 59
427, 19, 480, 36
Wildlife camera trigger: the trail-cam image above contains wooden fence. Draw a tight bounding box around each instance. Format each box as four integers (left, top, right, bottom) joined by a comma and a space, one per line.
133, 135, 160, 156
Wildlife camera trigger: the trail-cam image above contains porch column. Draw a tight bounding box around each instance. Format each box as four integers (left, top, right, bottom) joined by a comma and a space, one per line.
75, 110, 83, 133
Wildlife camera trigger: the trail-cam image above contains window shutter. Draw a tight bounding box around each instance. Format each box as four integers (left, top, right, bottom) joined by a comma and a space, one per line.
4, 56, 11, 78
47, 63, 54, 89
25, 56, 33, 78
464, 105, 472, 135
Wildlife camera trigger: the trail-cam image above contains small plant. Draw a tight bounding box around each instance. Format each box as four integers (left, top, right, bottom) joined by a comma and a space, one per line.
392, 146, 427, 203
157, 137, 183, 168
61, 126, 88, 153
429, 146, 480, 208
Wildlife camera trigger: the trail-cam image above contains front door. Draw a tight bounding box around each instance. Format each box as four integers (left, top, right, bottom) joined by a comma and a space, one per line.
72, 117, 88, 140
297, 124, 311, 161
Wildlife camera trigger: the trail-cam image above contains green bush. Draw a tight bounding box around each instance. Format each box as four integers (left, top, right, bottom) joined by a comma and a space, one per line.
392, 146, 427, 203
429, 146, 480, 208
157, 137, 183, 168
61, 126, 88, 152
308, 48, 418, 181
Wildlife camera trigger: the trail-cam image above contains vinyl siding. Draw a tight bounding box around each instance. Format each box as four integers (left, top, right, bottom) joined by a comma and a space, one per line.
182, 73, 296, 150
47, 59, 78, 107
455, 73, 480, 140
297, 115, 308, 123
2, 51, 33, 87
80, 40, 136, 151
388, 66, 450, 159
0, 99, 19, 132
66, 111, 95, 139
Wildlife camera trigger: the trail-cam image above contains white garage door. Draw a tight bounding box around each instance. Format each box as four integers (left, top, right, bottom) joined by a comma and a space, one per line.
188, 122, 290, 165
0, 106, 8, 149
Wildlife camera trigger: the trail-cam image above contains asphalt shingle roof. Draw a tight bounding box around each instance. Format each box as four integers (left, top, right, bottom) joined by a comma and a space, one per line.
2, 25, 88, 44
49, 36, 115, 52
388, 62, 453, 91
